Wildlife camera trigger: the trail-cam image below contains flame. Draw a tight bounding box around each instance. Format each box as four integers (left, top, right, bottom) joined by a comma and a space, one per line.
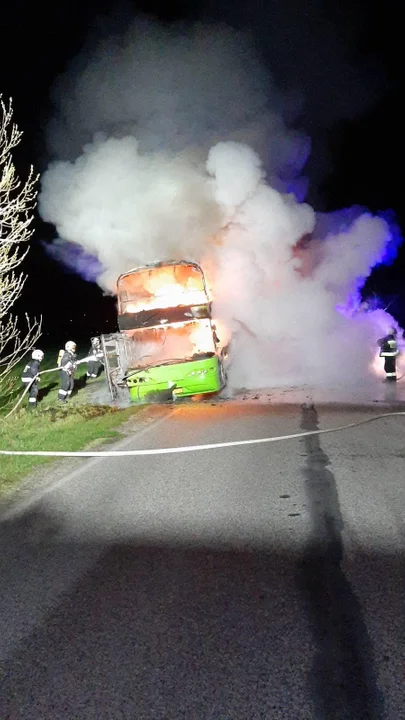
188, 320, 216, 354
125, 284, 207, 313
119, 264, 210, 314
117, 261, 232, 370
211, 318, 232, 349
123, 320, 216, 369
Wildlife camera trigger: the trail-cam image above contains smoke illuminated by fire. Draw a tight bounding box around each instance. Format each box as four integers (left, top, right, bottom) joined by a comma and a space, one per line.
38, 16, 403, 390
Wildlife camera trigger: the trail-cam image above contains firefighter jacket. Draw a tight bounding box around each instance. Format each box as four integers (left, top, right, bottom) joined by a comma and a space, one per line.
21, 359, 40, 383
59, 350, 77, 375
88, 342, 103, 361
379, 334, 399, 358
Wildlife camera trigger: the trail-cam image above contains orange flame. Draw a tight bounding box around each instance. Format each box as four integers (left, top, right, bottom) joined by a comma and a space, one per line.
119, 264, 210, 314
124, 321, 216, 368
118, 262, 232, 369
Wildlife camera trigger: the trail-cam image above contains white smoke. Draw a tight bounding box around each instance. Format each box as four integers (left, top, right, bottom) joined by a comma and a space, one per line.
46, 18, 299, 172
40, 135, 222, 290
205, 143, 399, 388
39, 15, 401, 390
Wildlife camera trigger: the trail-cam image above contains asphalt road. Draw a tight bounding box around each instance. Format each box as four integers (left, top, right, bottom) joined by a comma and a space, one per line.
0, 397, 405, 719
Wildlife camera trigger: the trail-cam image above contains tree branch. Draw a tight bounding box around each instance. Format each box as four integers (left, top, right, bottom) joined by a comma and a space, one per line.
0, 95, 41, 393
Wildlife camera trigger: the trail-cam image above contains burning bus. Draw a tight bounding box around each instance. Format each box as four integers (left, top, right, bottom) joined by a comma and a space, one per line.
100, 261, 228, 402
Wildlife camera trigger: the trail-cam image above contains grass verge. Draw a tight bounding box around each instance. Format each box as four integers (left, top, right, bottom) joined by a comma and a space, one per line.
0, 403, 141, 494
0, 347, 142, 494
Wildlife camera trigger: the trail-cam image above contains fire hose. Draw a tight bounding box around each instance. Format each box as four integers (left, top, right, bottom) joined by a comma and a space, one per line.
0, 410, 404, 457
2, 356, 97, 420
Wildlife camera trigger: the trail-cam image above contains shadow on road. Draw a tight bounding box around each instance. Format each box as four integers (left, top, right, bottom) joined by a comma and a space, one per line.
0, 501, 402, 720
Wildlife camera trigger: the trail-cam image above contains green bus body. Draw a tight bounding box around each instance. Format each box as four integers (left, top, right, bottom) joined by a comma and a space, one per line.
127, 355, 223, 403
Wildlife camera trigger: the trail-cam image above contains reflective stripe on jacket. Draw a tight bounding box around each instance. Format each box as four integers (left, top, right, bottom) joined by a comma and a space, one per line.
21, 359, 40, 382
379, 337, 399, 357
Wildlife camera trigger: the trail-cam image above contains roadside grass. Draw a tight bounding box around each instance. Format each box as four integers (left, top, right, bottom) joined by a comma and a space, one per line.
0, 403, 139, 494
0, 345, 88, 414
0, 346, 142, 494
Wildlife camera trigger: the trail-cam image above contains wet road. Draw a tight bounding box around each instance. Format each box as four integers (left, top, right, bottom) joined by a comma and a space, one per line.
0, 398, 405, 719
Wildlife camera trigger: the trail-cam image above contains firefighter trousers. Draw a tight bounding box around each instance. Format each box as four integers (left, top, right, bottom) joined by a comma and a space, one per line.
384, 356, 397, 380
87, 360, 101, 378
58, 371, 74, 401
25, 380, 39, 408
21, 378, 39, 408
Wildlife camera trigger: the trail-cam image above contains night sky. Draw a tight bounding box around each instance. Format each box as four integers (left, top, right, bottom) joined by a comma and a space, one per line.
1, 0, 404, 346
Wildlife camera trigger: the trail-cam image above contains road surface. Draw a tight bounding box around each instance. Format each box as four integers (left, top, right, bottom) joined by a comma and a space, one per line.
0, 394, 405, 719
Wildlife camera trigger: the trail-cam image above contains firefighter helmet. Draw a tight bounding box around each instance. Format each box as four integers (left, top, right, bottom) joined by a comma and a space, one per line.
65, 341, 77, 353
32, 349, 44, 361
388, 327, 397, 336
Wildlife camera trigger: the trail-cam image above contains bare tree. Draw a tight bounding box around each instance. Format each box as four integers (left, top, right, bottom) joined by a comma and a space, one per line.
0, 95, 41, 388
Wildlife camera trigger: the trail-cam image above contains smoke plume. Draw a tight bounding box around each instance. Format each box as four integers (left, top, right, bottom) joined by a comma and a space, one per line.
39, 15, 402, 390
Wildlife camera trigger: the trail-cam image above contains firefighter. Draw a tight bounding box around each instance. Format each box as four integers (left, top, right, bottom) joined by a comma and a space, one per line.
21, 349, 44, 409
58, 340, 77, 402
87, 336, 103, 378
378, 327, 399, 382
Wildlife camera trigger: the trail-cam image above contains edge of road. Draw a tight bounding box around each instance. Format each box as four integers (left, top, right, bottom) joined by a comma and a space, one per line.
0, 404, 180, 523
2, 394, 404, 523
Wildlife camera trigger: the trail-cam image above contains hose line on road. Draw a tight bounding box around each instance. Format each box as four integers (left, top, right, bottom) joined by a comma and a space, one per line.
1, 410, 404, 457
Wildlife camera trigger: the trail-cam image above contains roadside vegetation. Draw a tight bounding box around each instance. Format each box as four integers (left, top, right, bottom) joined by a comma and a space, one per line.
0, 100, 142, 496
0, 348, 141, 494
0, 96, 40, 392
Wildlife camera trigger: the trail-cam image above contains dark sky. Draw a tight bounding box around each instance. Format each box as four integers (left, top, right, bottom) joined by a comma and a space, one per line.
1, 0, 404, 343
